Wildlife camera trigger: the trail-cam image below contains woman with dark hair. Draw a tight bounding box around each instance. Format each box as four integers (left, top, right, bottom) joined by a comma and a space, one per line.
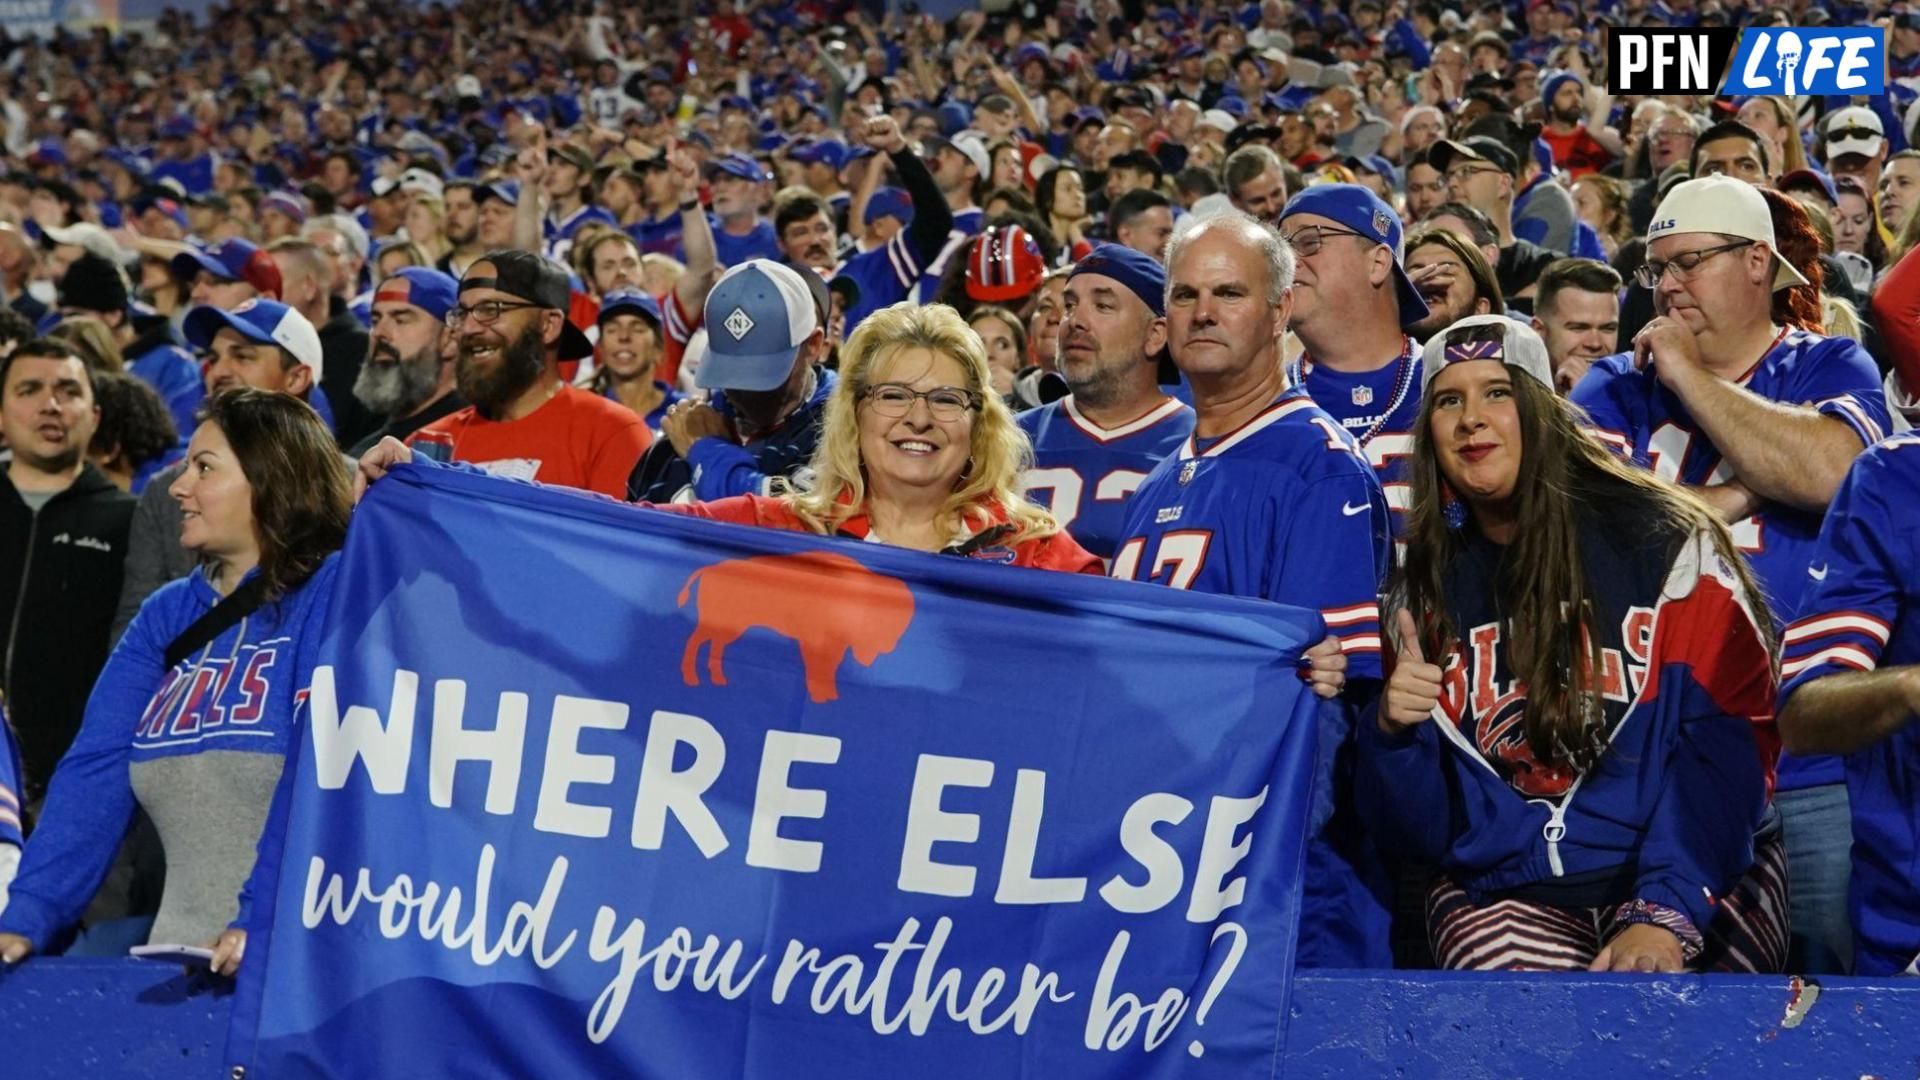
1034, 165, 1093, 264
1832, 175, 1889, 274
0, 388, 351, 969
1358, 315, 1788, 974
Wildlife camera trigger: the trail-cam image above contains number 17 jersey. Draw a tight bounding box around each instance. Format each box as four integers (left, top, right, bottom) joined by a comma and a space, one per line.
1110, 388, 1392, 678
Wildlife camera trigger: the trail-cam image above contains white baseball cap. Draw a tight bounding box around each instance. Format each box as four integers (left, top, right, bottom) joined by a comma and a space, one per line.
1200, 109, 1238, 134
1419, 315, 1554, 395
183, 298, 325, 384
1825, 105, 1885, 160
1648, 175, 1810, 291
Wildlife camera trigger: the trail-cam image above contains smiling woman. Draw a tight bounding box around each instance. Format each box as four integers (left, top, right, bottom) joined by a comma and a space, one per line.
1356, 314, 1787, 978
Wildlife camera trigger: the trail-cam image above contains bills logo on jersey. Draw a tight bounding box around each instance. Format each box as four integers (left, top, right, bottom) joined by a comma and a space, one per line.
1435, 609, 1654, 798
136, 647, 282, 744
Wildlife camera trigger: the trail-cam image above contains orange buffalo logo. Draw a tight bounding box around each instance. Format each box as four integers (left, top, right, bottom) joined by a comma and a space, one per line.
677, 552, 916, 703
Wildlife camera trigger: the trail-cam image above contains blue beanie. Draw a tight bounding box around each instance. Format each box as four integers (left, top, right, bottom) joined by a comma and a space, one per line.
1541, 70, 1583, 111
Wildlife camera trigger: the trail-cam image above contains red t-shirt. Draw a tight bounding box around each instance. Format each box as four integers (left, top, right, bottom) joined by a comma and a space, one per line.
409, 384, 651, 499
657, 493, 1102, 574
1540, 126, 1615, 180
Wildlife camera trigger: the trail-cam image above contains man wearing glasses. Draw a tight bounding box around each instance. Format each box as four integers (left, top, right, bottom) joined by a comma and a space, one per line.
1430, 136, 1557, 305
1572, 176, 1891, 978
408, 250, 651, 499
1277, 184, 1430, 540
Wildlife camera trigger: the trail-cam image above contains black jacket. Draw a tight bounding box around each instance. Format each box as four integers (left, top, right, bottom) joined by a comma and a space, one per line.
0, 464, 135, 799
319, 296, 377, 451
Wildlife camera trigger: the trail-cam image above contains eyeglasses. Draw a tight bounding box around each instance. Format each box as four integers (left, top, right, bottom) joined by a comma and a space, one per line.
1632, 240, 1754, 289
1444, 164, 1506, 184
861, 383, 980, 420
1283, 224, 1371, 256
446, 299, 543, 328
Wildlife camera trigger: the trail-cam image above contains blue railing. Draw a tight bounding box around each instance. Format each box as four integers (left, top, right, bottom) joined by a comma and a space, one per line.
3, 960, 1916, 1077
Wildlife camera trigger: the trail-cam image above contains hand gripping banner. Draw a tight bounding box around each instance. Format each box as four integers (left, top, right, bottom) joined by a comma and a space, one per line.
224, 463, 1324, 1079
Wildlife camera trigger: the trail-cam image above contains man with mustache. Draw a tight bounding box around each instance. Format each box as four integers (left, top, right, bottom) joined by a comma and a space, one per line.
1279, 184, 1431, 539
1017, 245, 1192, 563
349, 267, 465, 458
407, 251, 650, 498
1573, 176, 1891, 976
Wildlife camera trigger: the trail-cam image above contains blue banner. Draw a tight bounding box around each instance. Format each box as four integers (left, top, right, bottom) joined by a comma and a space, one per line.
225, 464, 1323, 1079
1725, 28, 1885, 96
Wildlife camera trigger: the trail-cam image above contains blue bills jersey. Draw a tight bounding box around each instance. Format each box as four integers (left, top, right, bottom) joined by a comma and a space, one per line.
1019, 396, 1194, 562
1572, 328, 1889, 625
1111, 388, 1392, 678
1291, 342, 1423, 540
1779, 434, 1920, 977
1575, 328, 1890, 792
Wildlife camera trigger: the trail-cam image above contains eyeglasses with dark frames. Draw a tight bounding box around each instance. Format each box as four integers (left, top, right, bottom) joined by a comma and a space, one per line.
1632, 240, 1755, 289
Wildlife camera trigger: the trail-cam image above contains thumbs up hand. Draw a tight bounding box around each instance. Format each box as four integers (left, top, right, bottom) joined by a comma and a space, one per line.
1382, 608, 1444, 734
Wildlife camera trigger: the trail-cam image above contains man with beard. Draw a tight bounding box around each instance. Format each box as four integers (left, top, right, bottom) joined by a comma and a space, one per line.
270, 237, 374, 449
0, 340, 133, 801
437, 180, 485, 278
114, 299, 332, 639
1538, 71, 1620, 180
1016, 245, 1193, 562
1278, 184, 1431, 539
408, 251, 648, 498
1406, 229, 1504, 341
349, 267, 465, 457
1530, 257, 1622, 393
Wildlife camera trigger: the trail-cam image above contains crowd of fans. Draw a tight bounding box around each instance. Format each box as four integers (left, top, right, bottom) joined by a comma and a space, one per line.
0, 0, 1914, 995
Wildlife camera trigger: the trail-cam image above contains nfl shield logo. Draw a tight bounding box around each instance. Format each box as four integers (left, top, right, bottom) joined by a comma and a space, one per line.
1351, 385, 1374, 406
1372, 209, 1392, 238
1179, 460, 1199, 486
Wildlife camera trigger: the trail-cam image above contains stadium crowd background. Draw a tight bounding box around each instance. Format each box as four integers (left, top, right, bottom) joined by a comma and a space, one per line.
0, 0, 1914, 994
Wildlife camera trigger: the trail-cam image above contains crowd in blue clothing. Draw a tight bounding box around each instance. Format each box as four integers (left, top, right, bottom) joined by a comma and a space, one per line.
0, 0, 1917, 1003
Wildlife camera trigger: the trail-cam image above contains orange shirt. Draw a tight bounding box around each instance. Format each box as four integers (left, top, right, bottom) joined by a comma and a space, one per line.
409, 384, 651, 499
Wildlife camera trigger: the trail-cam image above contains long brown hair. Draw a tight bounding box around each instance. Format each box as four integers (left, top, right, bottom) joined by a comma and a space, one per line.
1761, 186, 1826, 332
200, 388, 351, 598
1392, 366, 1774, 772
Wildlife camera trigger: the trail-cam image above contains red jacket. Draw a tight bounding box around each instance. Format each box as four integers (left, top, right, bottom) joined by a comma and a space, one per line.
658, 494, 1102, 574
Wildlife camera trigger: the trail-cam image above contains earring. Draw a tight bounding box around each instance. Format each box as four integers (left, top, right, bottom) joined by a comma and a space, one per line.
1441, 480, 1468, 530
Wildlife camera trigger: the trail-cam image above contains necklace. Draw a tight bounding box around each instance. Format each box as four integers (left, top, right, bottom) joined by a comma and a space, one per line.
1290, 335, 1417, 447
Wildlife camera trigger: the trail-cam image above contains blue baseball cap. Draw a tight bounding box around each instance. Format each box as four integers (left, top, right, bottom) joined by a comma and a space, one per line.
184, 298, 325, 380
597, 288, 662, 329
1343, 154, 1401, 190
865, 186, 913, 226
374, 266, 459, 322
699, 259, 820, 392
708, 154, 771, 182
1070, 244, 1179, 384
1069, 244, 1166, 317
475, 178, 520, 205
789, 139, 848, 169
171, 238, 283, 297
1280, 184, 1429, 329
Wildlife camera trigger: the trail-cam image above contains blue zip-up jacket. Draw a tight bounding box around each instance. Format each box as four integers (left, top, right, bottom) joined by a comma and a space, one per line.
1356, 504, 1777, 934
0, 557, 338, 950
626, 367, 836, 504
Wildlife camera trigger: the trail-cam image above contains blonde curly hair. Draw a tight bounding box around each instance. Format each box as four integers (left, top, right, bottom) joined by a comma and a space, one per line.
781, 301, 1062, 546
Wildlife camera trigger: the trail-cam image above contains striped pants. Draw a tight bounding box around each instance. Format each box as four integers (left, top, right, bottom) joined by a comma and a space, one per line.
1427, 832, 1791, 972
